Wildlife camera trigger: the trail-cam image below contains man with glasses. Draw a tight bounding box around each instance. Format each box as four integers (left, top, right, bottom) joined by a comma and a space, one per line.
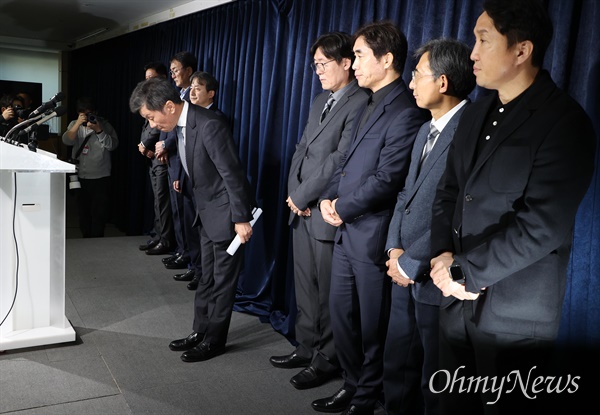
269, 32, 368, 391
383, 38, 475, 415
315, 22, 427, 415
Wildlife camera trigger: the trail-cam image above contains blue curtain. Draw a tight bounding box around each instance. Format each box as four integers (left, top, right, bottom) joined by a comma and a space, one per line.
66, 0, 599, 347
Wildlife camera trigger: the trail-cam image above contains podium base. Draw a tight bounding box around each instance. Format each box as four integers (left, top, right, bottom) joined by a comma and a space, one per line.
0, 324, 76, 351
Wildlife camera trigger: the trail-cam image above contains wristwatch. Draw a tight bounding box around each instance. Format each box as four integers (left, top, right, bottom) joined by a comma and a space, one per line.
448, 261, 465, 285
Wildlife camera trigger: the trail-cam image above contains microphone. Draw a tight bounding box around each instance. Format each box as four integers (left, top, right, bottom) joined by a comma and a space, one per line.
19, 106, 67, 136
28, 92, 65, 119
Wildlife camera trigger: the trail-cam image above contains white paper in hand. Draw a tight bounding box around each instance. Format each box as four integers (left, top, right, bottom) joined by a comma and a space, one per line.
226, 207, 262, 255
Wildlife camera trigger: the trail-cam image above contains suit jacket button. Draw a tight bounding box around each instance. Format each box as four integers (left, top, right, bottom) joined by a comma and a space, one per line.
405, 208, 410, 214
305, 155, 309, 159
465, 194, 473, 202
341, 171, 346, 177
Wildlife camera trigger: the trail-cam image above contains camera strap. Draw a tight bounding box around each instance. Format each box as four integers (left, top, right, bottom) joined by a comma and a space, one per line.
73, 133, 93, 160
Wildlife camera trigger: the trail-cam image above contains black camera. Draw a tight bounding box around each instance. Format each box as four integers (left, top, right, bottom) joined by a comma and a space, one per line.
11, 105, 31, 119
83, 113, 97, 126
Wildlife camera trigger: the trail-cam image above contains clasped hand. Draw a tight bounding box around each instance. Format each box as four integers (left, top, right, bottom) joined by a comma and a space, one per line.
386, 248, 414, 287
320, 198, 343, 227
286, 196, 311, 217
430, 252, 479, 301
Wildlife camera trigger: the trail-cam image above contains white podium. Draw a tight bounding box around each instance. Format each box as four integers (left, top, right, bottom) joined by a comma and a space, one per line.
0, 140, 77, 350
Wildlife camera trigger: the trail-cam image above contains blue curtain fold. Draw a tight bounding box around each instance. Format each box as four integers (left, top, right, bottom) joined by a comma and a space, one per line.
66, 0, 599, 346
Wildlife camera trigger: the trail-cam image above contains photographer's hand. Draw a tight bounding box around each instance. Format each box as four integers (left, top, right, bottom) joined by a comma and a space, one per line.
65, 113, 87, 141
2, 107, 14, 121
76, 113, 87, 127
88, 119, 102, 134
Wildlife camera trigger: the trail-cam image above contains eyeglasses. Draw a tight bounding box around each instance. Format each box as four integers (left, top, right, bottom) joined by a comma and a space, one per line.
170, 67, 182, 76
411, 70, 436, 82
310, 59, 336, 72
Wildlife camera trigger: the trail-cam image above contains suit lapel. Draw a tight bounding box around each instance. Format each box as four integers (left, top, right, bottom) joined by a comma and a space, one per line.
307, 82, 359, 146
344, 81, 407, 164
405, 104, 468, 205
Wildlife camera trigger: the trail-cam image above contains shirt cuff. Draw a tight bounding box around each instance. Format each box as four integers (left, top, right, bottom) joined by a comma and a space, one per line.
396, 260, 412, 280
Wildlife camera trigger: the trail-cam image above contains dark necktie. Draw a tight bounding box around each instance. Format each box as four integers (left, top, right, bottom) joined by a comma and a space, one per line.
357, 94, 374, 132
320, 94, 335, 123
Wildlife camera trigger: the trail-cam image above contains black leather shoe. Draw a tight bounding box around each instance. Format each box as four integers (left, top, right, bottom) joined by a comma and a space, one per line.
341, 405, 373, 415
169, 332, 204, 351
187, 274, 201, 290
139, 240, 158, 251
181, 342, 226, 362
145, 242, 171, 255
173, 269, 194, 281
269, 352, 311, 369
162, 253, 181, 264
290, 365, 338, 390
311, 388, 354, 413
165, 255, 190, 269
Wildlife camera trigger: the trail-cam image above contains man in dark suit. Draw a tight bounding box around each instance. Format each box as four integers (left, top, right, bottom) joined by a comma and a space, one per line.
155, 52, 203, 284
429, 0, 596, 413
130, 77, 254, 362
383, 38, 475, 415
269, 32, 369, 390
171, 70, 225, 290
314, 22, 427, 415
137, 61, 175, 256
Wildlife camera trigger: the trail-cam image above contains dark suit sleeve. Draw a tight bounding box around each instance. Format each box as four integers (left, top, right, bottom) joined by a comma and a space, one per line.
141, 123, 161, 148
335, 107, 423, 222
202, 118, 253, 223
289, 102, 359, 210
163, 130, 178, 153
287, 124, 309, 201
385, 188, 407, 252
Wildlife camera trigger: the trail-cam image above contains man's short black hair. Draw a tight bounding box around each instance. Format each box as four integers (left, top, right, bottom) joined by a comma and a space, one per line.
483, 0, 553, 68
129, 77, 182, 113
354, 21, 408, 75
144, 61, 168, 77
310, 32, 355, 74
415, 38, 476, 100
0, 93, 12, 108
170, 51, 198, 71
76, 97, 95, 113
190, 71, 219, 93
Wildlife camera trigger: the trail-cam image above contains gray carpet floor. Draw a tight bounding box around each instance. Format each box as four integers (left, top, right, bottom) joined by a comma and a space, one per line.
0, 235, 375, 415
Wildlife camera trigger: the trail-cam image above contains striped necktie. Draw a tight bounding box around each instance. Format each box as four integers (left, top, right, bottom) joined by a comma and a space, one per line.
421, 124, 439, 164
320, 94, 335, 123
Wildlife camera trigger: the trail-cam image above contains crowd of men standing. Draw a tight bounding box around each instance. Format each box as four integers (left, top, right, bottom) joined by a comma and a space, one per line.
128, 0, 595, 413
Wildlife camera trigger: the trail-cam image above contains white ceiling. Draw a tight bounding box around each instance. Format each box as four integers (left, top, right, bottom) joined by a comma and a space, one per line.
0, 0, 232, 51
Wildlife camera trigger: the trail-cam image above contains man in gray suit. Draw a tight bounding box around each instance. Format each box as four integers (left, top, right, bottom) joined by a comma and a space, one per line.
383, 39, 474, 415
269, 32, 369, 390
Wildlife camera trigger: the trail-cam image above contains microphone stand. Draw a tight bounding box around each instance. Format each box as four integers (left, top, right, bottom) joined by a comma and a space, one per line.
2, 113, 45, 147
27, 128, 39, 152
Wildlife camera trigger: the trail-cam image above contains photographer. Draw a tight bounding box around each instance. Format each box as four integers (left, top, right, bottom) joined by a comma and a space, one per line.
0, 94, 26, 137
62, 97, 118, 238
